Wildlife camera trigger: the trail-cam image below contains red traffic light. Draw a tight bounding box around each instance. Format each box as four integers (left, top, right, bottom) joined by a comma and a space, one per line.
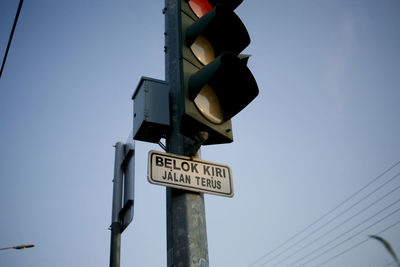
188, 0, 244, 18
188, 0, 212, 18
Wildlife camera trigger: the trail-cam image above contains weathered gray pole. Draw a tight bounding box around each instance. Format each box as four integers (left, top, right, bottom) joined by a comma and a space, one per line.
110, 142, 124, 267
164, 0, 209, 266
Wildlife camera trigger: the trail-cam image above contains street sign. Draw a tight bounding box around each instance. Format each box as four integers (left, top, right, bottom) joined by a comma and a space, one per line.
148, 150, 233, 197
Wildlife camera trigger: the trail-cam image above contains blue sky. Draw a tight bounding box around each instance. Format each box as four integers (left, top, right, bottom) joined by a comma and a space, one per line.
1, 1, 400, 266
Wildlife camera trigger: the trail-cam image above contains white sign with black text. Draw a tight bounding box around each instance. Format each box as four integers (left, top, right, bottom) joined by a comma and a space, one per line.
148, 150, 233, 197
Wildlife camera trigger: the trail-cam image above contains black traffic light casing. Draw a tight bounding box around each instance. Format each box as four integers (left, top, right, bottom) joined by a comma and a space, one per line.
178, 0, 258, 145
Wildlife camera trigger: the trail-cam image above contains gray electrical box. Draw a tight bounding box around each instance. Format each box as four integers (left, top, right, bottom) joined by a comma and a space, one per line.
132, 77, 170, 143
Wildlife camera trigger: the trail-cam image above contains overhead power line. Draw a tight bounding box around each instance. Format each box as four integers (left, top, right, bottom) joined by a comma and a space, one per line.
314, 219, 400, 267
248, 159, 400, 267
288, 200, 400, 267
262, 180, 400, 266
381, 260, 400, 267
0, 0, 24, 79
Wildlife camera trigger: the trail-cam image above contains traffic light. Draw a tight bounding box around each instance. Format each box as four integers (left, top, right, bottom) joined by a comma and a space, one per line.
178, 0, 259, 145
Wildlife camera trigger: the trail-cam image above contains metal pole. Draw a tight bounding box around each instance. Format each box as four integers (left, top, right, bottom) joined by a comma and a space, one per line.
110, 142, 124, 267
164, 0, 209, 266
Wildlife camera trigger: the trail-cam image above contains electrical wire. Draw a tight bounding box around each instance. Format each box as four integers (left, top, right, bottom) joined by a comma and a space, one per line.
248, 160, 400, 267
263, 182, 400, 266
259, 172, 400, 266
314, 219, 400, 267
0, 0, 24, 79
297, 206, 400, 266
381, 260, 399, 267
158, 140, 167, 151
284, 200, 400, 266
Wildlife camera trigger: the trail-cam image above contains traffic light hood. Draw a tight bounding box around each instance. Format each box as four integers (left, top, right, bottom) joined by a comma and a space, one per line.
186, 4, 250, 58
188, 52, 259, 122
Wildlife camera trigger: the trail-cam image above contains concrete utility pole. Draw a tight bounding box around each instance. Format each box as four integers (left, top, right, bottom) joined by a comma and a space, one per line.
164, 0, 209, 266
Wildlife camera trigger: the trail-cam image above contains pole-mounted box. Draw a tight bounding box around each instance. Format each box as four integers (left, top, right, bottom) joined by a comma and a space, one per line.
132, 77, 170, 143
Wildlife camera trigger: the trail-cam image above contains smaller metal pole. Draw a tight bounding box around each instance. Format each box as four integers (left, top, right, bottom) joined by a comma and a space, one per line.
110, 222, 121, 267
110, 142, 124, 267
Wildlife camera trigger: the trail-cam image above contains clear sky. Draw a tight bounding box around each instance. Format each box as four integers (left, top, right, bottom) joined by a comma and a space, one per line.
1, 0, 399, 266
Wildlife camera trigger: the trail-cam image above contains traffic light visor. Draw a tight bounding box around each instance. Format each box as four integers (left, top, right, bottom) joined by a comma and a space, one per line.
186, 4, 250, 61
189, 0, 212, 18
189, 52, 259, 121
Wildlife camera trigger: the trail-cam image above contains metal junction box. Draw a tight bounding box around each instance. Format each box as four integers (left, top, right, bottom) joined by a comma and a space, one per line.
132, 77, 170, 143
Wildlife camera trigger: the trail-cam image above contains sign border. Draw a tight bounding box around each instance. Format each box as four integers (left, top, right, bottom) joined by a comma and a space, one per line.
148, 150, 234, 197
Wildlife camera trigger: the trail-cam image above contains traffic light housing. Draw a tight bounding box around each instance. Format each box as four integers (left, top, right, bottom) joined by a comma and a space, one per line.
179, 0, 259, 145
